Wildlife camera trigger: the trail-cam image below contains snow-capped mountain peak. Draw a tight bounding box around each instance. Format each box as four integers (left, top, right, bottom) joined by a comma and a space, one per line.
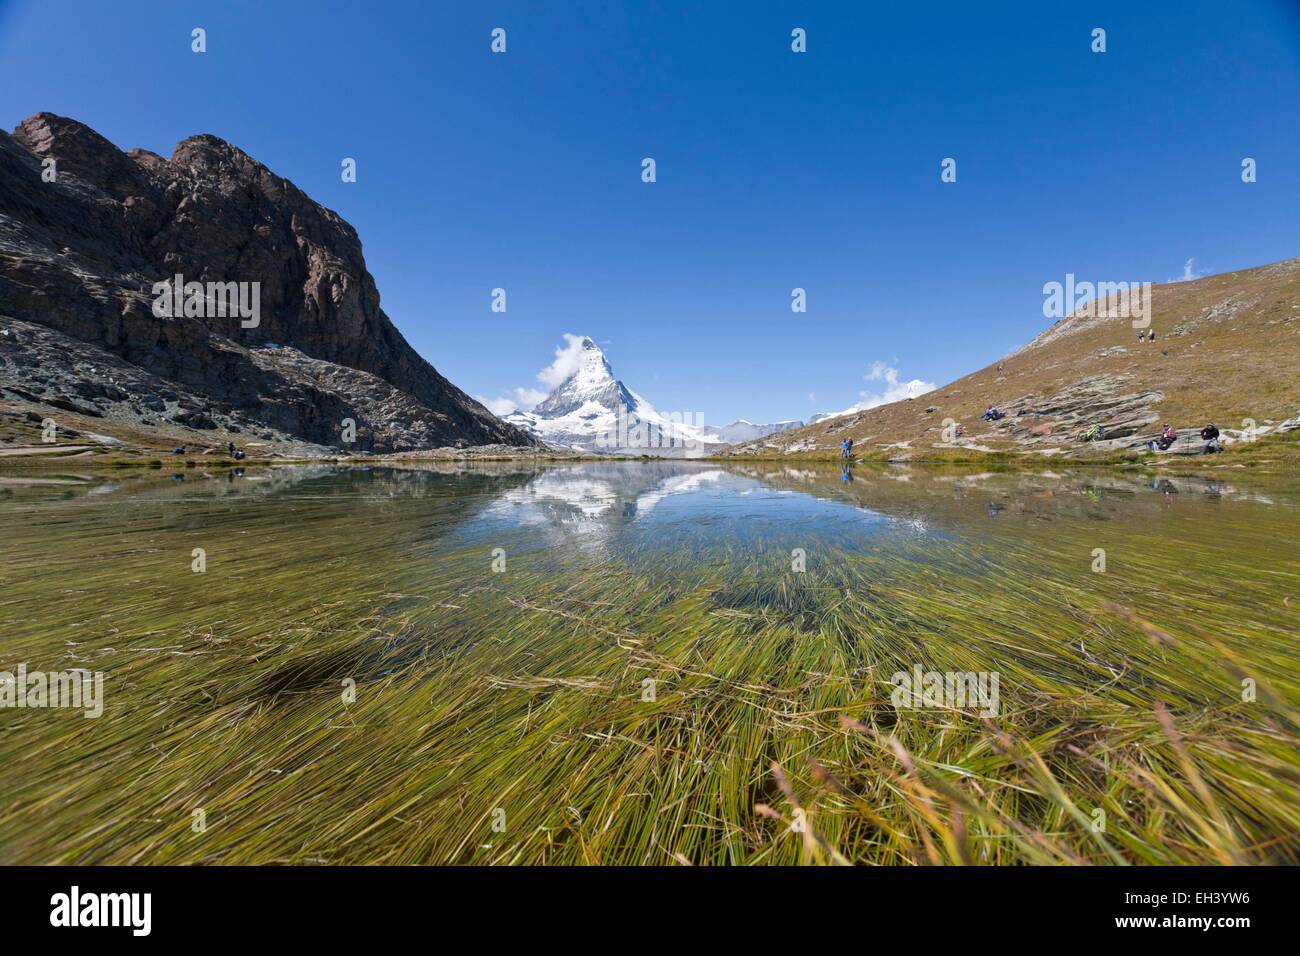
532, 338, 635, 418
504, 336, 804, 456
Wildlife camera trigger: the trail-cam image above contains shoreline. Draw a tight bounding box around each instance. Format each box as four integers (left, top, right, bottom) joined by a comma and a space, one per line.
4, 397, 1297, 474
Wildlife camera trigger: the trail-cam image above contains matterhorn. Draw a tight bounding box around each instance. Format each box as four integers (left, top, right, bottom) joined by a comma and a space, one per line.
505, 338, 801, 456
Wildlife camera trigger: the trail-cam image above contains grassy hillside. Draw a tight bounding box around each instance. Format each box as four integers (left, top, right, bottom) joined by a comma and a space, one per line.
725, 257, 1300, 463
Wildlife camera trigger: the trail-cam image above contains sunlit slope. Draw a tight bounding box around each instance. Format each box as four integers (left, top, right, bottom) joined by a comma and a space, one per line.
724, 258, 1300, 460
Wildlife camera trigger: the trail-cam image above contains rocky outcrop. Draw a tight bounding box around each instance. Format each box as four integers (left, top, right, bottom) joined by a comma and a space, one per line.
724, 257, 1300, 460
0, 112, 536, 452
980, 374, 1163, 450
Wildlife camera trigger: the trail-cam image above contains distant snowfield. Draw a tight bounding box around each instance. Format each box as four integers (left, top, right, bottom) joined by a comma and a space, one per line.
700, 419, 804, 444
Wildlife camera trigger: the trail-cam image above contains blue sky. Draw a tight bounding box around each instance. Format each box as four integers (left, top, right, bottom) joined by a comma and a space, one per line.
2, 1, 1298, 424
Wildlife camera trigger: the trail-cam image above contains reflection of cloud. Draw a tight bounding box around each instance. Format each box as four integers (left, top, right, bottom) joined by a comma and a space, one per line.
488, 463, 728, 539
503, 475, 621, 517
633, 469, 724, 514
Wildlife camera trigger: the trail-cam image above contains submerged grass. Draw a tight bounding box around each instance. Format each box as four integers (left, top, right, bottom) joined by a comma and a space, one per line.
0, 464, 1297, 864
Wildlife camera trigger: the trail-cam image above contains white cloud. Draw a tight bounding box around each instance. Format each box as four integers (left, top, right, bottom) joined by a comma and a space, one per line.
514, 386, 549, 406
478, 394, 520, 416
479, 385, 551, 417
481, 333, 588, 418
855, 361, 935, 410
812, 362, 936, 421
537, 333, 589, 389
1170, 257, 1208, 283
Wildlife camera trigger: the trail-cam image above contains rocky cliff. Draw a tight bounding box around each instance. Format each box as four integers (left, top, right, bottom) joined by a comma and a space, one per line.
0, 112, 536, 452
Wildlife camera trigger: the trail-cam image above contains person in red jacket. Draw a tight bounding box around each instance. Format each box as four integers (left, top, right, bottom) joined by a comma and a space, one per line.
1149, 423, 1177, 452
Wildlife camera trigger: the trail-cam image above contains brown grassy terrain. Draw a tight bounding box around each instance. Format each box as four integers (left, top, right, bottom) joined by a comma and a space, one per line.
725, 257, 1300, 463
0, 400, 580, 468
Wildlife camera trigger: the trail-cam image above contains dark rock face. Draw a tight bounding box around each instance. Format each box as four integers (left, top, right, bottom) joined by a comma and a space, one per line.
0, 112, 535, 451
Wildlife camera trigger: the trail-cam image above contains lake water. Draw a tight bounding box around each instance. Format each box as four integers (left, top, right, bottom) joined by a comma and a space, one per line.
2, 461, 1297, 864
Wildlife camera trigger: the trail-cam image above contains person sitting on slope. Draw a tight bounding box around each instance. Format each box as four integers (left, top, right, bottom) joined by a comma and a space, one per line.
1150, 424, 1177, 452
1200, 423, 1220, 454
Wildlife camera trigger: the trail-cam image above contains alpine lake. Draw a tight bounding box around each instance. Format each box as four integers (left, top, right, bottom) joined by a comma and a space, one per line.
1, 459, 1297, 865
